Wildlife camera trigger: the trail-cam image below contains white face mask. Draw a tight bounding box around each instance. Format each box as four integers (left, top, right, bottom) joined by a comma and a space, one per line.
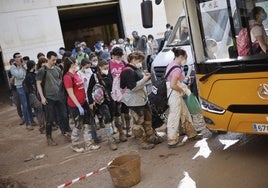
85, 67, 91, 73
181, 59, 187, 66
102, 70, 109, 75
136, 63, 142, 69
92, 62, 98, 67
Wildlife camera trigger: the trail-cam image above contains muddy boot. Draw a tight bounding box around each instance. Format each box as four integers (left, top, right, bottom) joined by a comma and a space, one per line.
47, 135, 57, 146
108, 136, 118, 150
184, 120, 198, 139
114, 116, 127, 142
104, 124, 117, 150
84, 140, 101, 151
124, 113, 132, 137
39, 124, 45, 134
143, 121, 163, 145
132, 126, 154, 150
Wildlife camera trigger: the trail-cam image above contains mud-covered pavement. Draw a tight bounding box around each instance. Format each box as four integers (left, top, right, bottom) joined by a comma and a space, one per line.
1, 101, 268, 188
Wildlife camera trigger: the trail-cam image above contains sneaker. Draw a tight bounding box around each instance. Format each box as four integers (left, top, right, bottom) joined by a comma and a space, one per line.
85, 144, 101, 151
26, 125, 34, 131
71, 146, 84, 153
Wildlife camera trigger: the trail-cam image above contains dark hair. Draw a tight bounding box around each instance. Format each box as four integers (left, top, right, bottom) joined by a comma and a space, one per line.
148, 34, 154, 40
127, 51, 145, 63
166, 23, 171, 28
13, 52, 20, 59
81, 58, 91, 67
62, 51, 72, 62
47, 51, 57, 59
26, 60, 36, 72
111, 47, 123, 56
22, 56, 30, 61
251, 6, 266, 20
37, 52, 45, 59
89, 52, 97, 61
63, 56, 76, 76
172, 47, 187, 57
37, 57, 47, 70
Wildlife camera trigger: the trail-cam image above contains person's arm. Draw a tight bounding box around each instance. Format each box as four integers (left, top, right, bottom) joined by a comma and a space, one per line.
36, 80, 47, 105
170, 76, 184, 93
66, 87, 80, 107
256, 35, 267, 53
87, 74, 96, 109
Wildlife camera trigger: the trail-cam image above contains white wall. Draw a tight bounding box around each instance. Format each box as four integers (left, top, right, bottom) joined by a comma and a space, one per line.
0, 7, 64, 66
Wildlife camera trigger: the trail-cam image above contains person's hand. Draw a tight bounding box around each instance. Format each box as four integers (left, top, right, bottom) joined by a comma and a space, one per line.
41, 96, 48, 105
77, 105, 85, 116
184, 88, 191, 96
89, 104, 94, 110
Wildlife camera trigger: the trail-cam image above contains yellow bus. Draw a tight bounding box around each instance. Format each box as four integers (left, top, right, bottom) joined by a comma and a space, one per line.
142, 0, 268, 134
184, 0, 268, 134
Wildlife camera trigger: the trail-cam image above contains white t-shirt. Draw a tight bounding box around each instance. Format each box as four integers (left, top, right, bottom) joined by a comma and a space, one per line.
77, 69, 93, 101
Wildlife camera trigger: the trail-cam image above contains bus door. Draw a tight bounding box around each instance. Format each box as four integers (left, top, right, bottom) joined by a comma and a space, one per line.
184, 0, 268, 134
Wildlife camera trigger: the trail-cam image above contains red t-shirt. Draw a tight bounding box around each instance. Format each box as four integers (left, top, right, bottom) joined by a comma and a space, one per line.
63, 72, 86, 107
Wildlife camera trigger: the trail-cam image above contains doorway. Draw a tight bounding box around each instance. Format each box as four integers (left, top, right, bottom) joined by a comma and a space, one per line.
58, 1, 124, 50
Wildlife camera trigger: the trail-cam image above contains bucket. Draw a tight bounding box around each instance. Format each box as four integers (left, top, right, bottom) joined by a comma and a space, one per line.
108, 151, 141, 188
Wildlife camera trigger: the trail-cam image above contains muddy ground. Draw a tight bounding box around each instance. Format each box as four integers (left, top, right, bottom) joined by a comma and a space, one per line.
1, 99, 268, 188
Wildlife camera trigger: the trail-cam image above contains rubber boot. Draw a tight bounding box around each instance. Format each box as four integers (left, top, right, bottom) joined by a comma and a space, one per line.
114, 116, 127, 142
47, 135, 57, 146
124, 113, 132, 137
143, 121, 163, 145
105, 123, 118, 150
132, 125, 154, 150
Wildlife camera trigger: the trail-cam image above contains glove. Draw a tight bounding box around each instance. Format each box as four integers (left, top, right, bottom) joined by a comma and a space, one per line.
77, 105, 84, 116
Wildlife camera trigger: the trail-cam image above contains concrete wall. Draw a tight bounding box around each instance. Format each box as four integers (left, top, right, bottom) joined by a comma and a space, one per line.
164, 0, 184, 27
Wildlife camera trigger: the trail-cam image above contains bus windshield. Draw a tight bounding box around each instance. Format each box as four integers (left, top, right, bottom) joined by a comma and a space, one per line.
198, 0, 268, 61
167, 16, 190, 46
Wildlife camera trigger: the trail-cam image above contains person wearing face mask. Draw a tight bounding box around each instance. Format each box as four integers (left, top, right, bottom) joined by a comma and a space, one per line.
63, 56, 100, 152
165, 48, 202, 148
77, 58, 101, 144
89, 52, 99, 73
110, 47, 130, 140
87, 59, 118, 150
120, 51, 163, 150
250, 6, 268, 54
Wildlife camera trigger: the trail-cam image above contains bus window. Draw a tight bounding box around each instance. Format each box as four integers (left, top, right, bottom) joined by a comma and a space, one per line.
167, 16, 190, 46
199, 0, 232, 60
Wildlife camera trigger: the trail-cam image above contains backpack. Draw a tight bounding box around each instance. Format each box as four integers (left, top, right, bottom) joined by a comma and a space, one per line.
237, 28, 251, 56
237, 24, 261, 56
148, 65, 180, 128
92, 74, 106, 105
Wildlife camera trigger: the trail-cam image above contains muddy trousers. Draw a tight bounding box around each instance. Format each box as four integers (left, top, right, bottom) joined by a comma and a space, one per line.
69, 102, 95, 144
166, 89, 197, 145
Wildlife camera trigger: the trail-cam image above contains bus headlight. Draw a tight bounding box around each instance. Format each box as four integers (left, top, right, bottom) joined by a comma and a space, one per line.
200, 98, 225, 114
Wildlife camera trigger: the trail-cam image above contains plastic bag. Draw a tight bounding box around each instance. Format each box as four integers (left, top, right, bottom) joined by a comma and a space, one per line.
186, 93, 201, 115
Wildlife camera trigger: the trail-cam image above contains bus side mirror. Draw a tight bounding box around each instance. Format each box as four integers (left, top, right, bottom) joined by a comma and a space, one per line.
141, 0, 153, 28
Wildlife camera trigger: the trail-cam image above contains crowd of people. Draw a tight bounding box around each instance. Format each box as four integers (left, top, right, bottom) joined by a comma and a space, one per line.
8, 30, 202, 153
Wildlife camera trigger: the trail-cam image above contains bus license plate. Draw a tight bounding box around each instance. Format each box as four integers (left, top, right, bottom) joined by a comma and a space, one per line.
253, 124, 268, 133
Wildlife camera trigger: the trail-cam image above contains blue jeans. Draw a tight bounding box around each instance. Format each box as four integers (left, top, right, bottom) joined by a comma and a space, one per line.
16, 87, 34, 126
44, 98, 70, 136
